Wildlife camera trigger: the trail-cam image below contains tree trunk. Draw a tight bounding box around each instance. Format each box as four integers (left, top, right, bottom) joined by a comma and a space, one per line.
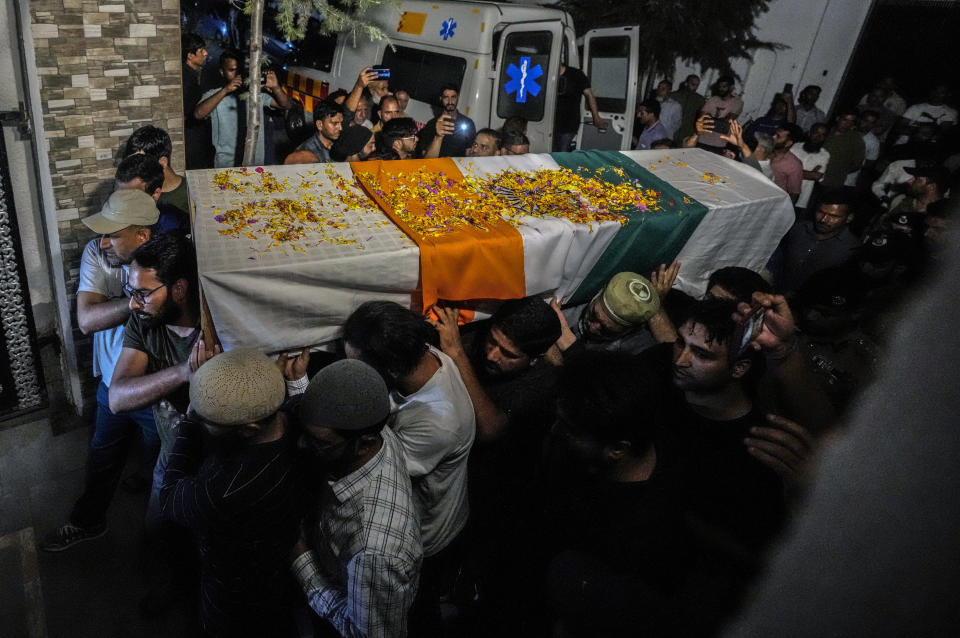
243, 0, 265, 166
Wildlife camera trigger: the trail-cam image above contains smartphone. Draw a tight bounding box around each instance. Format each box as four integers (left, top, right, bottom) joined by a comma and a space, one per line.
733, 306, 766, 357
371, 65, 390, 79
712, 117, 731, 135
783, 82, 793, 94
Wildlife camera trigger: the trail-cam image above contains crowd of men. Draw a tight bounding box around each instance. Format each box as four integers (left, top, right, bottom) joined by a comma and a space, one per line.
36, 31, 958, 638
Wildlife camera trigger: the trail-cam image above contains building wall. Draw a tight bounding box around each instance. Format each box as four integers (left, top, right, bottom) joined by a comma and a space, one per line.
28, 0, 184, 402
672, 0, 873, 122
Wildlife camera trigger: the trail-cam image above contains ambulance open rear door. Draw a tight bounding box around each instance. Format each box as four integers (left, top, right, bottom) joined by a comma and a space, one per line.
492, 21, 564, 153
578, 26, 640, 151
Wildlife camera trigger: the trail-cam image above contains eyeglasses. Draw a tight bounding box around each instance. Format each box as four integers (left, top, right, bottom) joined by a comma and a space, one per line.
123, 282, 166, 304
402, 135, 418, 141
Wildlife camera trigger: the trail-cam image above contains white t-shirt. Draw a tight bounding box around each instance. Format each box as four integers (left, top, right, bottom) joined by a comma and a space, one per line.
76, 239, 128, 385
658, 98, 683, 138
871, 159, 916, 202
896, 103, 958, 144
791, 146, 831, 209
391, 346, 476, 557
902, 103, 957, 126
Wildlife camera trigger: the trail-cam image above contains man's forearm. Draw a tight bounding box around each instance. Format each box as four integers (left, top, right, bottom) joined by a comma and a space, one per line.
110, 364, 188, 413
585, 93, 602, 121
269, 86, 291, 110
445, 348, 509, 442
194, 89, 228, 120
78, 296, 129, 335
423, 133, 444, 159
344, 81, 366, 115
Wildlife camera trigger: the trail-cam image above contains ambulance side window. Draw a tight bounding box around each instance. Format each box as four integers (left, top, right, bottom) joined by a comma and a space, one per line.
586, 36, 631, 113
496, 31, 552, 122
381, 46, 467, 105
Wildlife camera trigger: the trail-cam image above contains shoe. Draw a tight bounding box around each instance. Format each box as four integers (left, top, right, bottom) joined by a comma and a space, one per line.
39, 522, 107, 552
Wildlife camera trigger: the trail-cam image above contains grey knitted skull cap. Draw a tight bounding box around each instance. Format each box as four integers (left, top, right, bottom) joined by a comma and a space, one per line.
298, 359, 390, 431
189, 348, 286, 427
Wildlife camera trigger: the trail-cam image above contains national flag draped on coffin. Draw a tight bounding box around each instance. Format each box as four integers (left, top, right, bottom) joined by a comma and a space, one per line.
189, 149, 793, 352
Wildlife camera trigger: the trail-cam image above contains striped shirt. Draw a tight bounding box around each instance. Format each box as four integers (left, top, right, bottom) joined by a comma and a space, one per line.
293, 426, 422, 638
160, 416, 304, 637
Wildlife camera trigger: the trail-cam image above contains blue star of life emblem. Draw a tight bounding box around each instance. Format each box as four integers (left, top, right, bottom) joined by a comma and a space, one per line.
504, 57, 543, 104
440, 18, 457, 40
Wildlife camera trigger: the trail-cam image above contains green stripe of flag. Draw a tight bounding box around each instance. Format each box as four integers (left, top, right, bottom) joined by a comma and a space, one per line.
551, 150, 709, 305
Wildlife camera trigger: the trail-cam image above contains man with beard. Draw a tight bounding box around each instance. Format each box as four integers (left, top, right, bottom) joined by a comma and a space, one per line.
292, 359, 422, 638
699, 75, 744, 150
108, 232, 214, 529
772, 188, 860, 294
284, 99, 344, 164
331, 124, 377, 162
671, 74, 706, 145
791, 122, 831, 212
552, 268, 678, 359
418, 84, 476, 158
380, 118, 421, 159
160, 349, 303, 637
432, 296, 561, 444
768, 123, 805, 203
40, 190, 161, 552
341, 301, 474, 633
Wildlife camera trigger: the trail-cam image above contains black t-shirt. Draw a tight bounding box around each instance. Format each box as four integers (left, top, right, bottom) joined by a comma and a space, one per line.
638, 343, 787, 553
122, 314, 200, 416
554, 66, 591, 134
417, 112, 476, 158
182, 64, 213, 169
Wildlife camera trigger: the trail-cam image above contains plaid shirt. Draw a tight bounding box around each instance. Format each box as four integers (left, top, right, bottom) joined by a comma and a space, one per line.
293, 426, 422, 638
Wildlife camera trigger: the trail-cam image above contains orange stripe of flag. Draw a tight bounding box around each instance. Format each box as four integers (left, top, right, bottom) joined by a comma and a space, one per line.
351, 158, 526, 312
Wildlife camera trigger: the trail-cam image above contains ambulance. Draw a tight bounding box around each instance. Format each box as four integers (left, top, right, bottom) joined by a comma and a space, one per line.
280, 0, 642, 153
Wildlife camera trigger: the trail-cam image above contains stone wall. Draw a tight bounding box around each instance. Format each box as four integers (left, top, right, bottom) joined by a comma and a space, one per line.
28, 0, 183, 398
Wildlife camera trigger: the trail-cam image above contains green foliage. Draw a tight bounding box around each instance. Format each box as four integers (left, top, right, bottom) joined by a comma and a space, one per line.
266, 0, 399, 42
557, 0, 783, 78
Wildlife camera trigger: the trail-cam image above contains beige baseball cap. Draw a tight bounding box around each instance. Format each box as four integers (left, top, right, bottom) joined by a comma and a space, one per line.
81, 189, 159, 235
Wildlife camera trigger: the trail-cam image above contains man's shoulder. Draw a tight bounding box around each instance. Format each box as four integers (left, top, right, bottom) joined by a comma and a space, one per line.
784, 151, 804, 169
837, 228, 860, 248
78, 239, 124, 288
785, 219, 814, 239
